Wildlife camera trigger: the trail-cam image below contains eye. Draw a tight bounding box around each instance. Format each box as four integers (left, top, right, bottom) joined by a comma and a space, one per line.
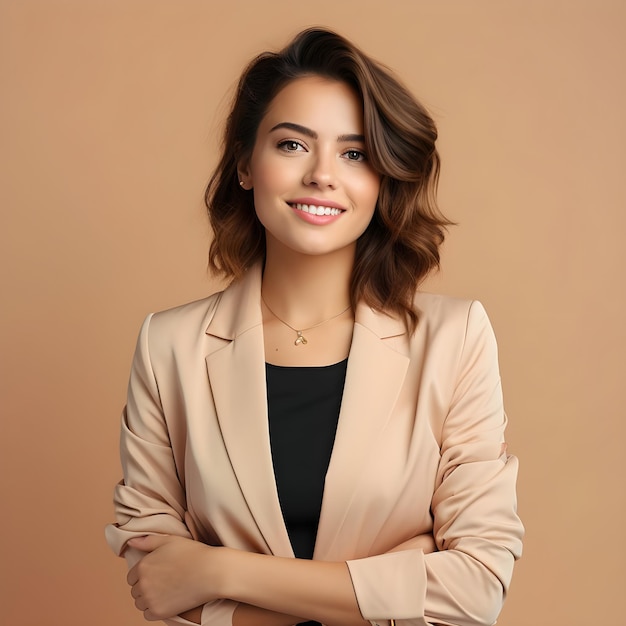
277, 139, 306, 152
343, 149, 367, 162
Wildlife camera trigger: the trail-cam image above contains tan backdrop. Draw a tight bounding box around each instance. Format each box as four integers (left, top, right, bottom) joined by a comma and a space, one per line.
1, 1, 624, 624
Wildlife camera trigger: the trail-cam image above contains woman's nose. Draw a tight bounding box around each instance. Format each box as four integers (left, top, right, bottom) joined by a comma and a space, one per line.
302, 151, 338, 189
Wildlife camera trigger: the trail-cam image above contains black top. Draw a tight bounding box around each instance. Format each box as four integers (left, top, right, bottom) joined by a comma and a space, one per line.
266, 359, 348, 626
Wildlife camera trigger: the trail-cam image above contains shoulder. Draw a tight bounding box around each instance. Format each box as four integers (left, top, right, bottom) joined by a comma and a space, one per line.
412, 292, 490, 332
137, 289, 226, 355
151, 290, 224, 329
409, 292, 497, 362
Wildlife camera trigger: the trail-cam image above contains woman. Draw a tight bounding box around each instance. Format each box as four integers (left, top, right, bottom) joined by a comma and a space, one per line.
106, 28, 523, 626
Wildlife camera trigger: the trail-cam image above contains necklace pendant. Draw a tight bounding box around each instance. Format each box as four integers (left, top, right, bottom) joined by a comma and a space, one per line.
294, 331, 308, 346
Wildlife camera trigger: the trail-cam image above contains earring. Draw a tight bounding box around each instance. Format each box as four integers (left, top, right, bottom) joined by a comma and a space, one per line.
239, 180, 245, 187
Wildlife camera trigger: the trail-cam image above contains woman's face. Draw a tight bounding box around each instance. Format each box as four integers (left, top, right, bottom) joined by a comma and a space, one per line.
241, 75, 381, 259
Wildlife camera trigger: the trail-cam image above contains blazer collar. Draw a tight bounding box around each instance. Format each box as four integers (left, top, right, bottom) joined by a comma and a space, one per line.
204, 263, 410, 559
204, 265, 264, 341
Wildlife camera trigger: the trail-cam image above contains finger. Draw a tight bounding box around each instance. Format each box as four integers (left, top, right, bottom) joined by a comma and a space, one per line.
127, 534, 171, 552
143, 609, 160, 622
126, 565, 138, 586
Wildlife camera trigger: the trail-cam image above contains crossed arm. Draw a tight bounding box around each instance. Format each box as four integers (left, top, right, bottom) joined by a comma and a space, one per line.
126, 534, 367, 626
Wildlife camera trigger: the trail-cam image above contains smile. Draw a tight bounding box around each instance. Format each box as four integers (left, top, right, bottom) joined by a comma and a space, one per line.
290, 203, 344, 216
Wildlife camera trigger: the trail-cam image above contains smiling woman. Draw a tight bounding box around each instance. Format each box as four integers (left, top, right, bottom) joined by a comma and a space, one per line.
106, 27, 523, 626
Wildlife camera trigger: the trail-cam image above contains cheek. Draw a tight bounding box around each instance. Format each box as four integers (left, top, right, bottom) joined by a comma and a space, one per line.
249, 150, 295, 190
358, 175, 381, 215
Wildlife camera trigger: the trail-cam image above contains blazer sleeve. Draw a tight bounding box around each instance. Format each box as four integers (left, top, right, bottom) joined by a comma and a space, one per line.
346, 301, 524, 626
104, 314, 239, 626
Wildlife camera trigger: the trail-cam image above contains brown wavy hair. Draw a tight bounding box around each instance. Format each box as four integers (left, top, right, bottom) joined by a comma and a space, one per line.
205, 27, 452, 332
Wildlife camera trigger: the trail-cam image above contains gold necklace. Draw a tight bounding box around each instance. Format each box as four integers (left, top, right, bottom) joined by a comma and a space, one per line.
261, 295, 351, 346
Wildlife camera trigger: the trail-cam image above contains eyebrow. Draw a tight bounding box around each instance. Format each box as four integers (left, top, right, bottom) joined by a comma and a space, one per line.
269, 122, 365, 144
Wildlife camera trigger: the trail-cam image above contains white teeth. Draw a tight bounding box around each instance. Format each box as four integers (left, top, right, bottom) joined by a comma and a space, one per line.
293, 203, 342, 216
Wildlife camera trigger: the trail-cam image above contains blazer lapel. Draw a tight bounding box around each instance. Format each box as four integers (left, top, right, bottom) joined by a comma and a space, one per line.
204, 266, 294, 557
314, 304, 410, 560
204, 267, 410, 560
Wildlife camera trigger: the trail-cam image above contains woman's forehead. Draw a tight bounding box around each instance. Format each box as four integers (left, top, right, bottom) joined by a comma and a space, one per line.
259, 76, 365, 137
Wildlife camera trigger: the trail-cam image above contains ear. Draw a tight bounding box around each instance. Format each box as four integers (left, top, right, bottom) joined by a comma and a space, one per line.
237, 160, 253, 191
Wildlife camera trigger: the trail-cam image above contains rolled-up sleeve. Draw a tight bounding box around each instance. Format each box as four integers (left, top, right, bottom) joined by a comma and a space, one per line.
105, 314, 239, 625
347, 302, 524, 626
106, 314, 192, 552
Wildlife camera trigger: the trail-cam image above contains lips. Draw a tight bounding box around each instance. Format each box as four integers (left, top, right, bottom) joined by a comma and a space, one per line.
290, 202, 344, 216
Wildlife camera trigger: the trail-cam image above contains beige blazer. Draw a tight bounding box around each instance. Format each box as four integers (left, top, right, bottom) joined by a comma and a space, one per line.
106, 264, 523, 626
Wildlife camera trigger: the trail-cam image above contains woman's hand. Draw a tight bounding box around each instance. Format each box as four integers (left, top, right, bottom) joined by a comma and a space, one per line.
126, 534, 224, 621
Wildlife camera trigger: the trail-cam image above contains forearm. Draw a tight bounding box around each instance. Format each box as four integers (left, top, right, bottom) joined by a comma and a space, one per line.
222, 550, 367, 626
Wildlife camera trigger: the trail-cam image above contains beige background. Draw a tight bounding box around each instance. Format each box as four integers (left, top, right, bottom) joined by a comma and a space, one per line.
1, 1, 624, 624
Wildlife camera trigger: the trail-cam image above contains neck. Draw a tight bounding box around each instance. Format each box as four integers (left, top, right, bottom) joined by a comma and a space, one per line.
261, 243, 354, 329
